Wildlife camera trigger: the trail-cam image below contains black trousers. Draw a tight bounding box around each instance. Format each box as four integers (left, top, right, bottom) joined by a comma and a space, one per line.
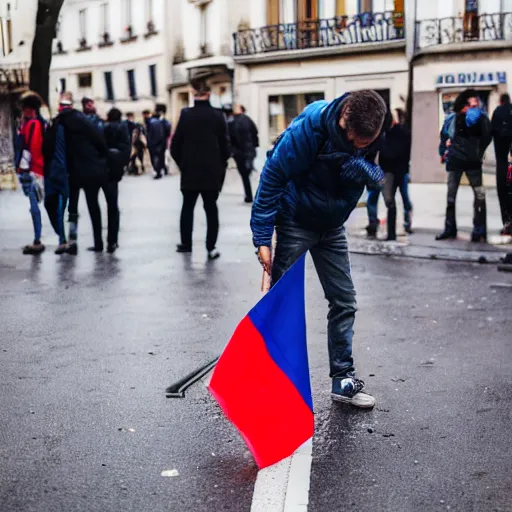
494, 138, 512, 225
84, 181, 120, 248
149, 147, 166, 176
444, 169, 486, 237
44, 193, 68, 245
234, 153, 254, 201
68, 183, 80, 241
128, 146, 145, 174
383, 172, 400, 240
180, 190, 219, 251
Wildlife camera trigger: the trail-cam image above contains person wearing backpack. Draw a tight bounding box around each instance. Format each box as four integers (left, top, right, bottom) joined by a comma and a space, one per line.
16, 91, 46, 255
491, 93, 512, 235
83, 108, 130, 254
437, 89, 492, 242
147, 108, 168, 180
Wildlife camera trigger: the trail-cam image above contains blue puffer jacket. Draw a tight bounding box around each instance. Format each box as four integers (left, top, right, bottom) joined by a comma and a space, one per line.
251, 94, 385, 247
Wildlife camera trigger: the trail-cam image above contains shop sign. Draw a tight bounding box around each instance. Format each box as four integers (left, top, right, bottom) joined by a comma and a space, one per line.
436, 71, 507, 87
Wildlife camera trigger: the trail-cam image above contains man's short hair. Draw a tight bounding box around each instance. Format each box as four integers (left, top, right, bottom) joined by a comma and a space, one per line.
240, 105, 247, 114
20, 90, 43, 110
155, 103, 167, 115
501, 93, 511, 105
81, 96, 93, 107
190, 79, 211, 96
107, 107, 122, 123
142, 109, 151, 116
126, 111, 134, 117
343, 90, 387, 139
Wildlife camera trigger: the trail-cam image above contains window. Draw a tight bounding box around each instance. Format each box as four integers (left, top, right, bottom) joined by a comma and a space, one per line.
146, 0, 153, 22
358, 0, 372, 13
104, 71, 114, 101
101, 2, 109, 34
336, 0, 345, 15
200, 4, 208, 50
79, 9, 87, 40
464, 0, 479, 40
149, 64, 157, 97
127, 69, 137, 100
6, 3, 13, 54
60, 78, 66, 93
123, 0, 133, 29
266, 0, 280, 25
78, 72, 92, 88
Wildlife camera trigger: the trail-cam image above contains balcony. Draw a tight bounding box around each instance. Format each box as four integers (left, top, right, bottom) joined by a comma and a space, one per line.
233, 11, 404, 59
415, 12, 512, 52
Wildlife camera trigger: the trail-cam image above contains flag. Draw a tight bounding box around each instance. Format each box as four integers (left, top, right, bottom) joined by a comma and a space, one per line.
208, 255, 313, 468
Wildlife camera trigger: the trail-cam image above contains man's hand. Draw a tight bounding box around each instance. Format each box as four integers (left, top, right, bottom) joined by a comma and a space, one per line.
257, 246, 272, 275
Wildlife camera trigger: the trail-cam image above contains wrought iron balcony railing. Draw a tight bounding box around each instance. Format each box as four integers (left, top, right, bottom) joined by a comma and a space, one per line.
233, 11, 405, 57
415, 12, 512, 51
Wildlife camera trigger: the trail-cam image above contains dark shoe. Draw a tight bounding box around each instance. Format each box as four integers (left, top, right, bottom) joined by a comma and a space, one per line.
88, 246, 104, 253
66, 242, 78, 255
471, 234, 487, 243
176, 244, 192, 253
436, 231, 457, 241
55, 243, 69, 255
208, 250, 221, 261
244, 197, 253, 204
386, 236, 397, 242
405, 226, 414, 235
154, 173, 162, 180
107, 243, 118, 254
366, 225, 378, 238
23, 242, 45, 255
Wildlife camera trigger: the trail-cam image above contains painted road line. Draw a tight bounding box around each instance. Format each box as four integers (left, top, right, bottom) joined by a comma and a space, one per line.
251, 438, 313, 512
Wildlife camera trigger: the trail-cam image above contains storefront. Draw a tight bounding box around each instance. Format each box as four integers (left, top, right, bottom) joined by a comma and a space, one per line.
411, 53, 510, 183
235, 49, 408, 150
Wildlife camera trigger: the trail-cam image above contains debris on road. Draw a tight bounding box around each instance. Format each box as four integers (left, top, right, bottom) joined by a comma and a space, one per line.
161, 469, 179, 477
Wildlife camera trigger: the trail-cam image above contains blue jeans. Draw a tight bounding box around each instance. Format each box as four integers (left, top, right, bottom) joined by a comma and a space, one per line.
272, 223, 356, 378
19, 172, 42, 242
366, 174, 413, 229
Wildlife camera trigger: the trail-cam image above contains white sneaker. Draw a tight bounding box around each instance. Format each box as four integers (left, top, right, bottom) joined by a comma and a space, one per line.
331, 377, 376, 409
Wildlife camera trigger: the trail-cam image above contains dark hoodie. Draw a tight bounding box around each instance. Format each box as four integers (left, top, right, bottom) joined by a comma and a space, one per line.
251, 94, 388, 247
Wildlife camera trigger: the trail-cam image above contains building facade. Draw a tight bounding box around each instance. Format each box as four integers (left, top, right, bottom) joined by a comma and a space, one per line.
168, 0, 250, 127
409, 0, 512, 182
49, 0, 171, 119
233, 0, 408, 149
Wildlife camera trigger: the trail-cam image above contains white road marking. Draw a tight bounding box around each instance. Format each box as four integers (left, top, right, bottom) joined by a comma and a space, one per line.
251, 438, 313, 512
161, 469, 179, 477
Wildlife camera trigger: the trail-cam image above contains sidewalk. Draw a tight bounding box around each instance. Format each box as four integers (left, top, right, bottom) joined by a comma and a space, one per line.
345, 183, 512, 264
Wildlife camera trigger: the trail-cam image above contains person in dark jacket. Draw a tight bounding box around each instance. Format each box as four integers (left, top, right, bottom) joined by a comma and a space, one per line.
437, 89, 492, 242
52, 92, 109, 254
171, 80, 230, 260
229, 104, 259, 203
84, 108, 130, 253
252, 90, 389, 409
82, 96, 104, 131
147, 107, 170, 180
491, 93, 512, 235
125, 112, 146, 175
43, 104, 72, 254
380, 108, 412, 241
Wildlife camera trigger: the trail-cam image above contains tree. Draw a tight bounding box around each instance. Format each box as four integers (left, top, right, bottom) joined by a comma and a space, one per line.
29, 0, 64, 106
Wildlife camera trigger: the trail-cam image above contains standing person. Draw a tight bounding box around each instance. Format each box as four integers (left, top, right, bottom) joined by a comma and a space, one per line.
82, 96, 104, 130
380, 108, 412, 241
437, 89, 492, 242
16, 91, 46, 255
251, 90, 389, 409
84, 108, 130, 253
155, 103, 172, 175
229, 104, 259, 203
171, 80, 230, 260
125, 113, 146, 175
491, 93, 512, 235
147, 109, 168, 180
51, 92, 109, 254
43, 101, 72, 254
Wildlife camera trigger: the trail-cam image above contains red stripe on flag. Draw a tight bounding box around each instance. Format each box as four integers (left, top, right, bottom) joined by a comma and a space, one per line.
208, 316, 314, 469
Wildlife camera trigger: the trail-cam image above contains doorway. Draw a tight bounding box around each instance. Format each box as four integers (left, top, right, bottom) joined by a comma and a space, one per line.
296, 0, 319, 48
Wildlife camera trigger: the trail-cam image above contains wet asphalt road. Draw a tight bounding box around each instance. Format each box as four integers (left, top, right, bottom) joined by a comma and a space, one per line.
1, 171, 511, 512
